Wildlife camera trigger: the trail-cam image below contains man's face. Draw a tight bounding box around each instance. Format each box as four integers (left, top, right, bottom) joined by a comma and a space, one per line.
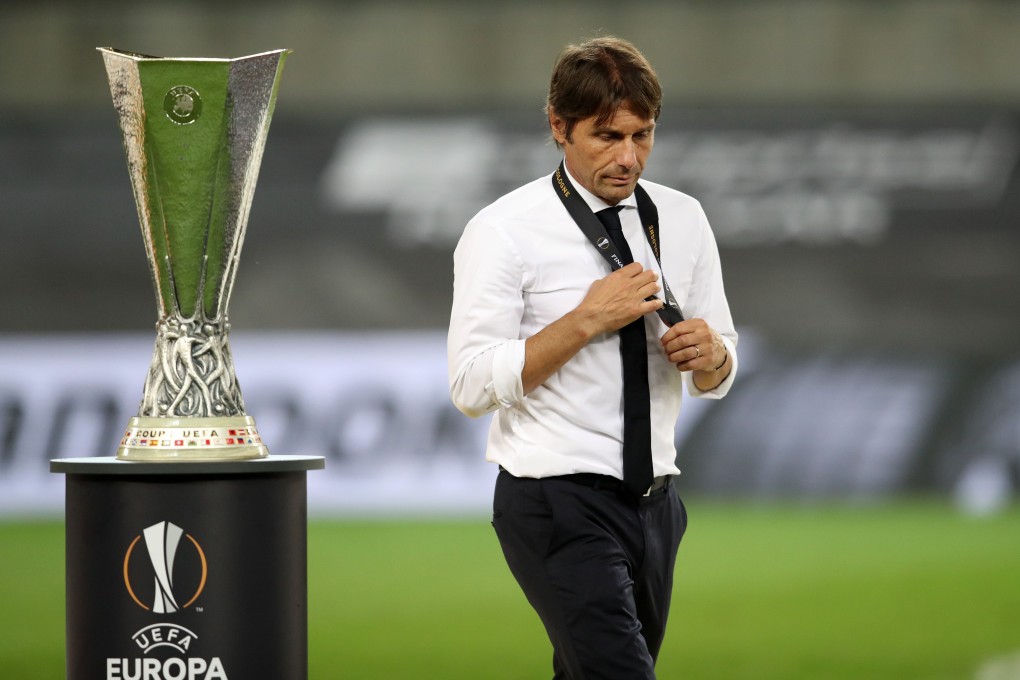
550, 106, 655, 205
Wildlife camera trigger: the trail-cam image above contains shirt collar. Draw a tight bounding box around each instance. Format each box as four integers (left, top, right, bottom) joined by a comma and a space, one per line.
561, 161, 638, 214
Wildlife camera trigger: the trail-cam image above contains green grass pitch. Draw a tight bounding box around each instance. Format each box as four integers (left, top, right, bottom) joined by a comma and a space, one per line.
1, 501, 1018, 679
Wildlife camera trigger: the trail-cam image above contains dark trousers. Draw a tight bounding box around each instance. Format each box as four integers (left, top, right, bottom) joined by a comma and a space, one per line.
492, 469, 687, 680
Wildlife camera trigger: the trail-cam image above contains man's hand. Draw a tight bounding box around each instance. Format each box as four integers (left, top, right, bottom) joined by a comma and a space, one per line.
660, 318, 731, 390
574, 262, 663, 337
521, 263, 662, 395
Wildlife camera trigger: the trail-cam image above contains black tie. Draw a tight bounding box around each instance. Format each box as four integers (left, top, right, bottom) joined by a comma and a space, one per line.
596, 207, 654, 497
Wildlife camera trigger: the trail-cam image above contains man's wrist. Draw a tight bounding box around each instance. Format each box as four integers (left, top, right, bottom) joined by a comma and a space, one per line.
713, 349, 728, 371
565, 305, 604, 344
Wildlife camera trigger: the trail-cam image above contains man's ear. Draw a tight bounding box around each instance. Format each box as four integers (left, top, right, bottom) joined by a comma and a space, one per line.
548, 110, 569, 146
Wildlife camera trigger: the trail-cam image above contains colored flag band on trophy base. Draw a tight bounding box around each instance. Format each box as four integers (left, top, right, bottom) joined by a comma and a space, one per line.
117, 416, 268, 461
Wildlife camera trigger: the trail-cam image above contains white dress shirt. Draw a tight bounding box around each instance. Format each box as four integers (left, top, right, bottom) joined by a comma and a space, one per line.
448, 164, 738, 480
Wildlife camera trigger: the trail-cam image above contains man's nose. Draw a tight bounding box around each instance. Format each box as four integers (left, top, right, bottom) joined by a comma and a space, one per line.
616, 138, 638, 168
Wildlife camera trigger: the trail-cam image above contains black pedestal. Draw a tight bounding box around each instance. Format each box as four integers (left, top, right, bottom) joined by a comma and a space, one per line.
51, 456, 324, 680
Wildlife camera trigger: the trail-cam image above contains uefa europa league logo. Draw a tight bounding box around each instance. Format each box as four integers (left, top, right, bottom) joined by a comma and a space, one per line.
99, 48, 290, 461
124, 521, 207, 614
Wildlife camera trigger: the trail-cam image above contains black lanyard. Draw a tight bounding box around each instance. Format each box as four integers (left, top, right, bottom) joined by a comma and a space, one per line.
552, 162, 684, 327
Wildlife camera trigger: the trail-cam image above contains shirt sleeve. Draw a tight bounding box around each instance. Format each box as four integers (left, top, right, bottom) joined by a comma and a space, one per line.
447, 217, 528, 417
682, 203, 739, 400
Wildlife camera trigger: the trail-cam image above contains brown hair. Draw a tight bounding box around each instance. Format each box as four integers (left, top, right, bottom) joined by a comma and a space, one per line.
545, 36, 662, 147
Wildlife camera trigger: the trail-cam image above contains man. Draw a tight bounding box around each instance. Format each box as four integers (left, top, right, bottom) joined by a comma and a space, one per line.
448, 36, 737, 679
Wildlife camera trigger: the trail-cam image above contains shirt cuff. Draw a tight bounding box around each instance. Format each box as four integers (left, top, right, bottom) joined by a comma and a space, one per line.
486, 338, 526, 408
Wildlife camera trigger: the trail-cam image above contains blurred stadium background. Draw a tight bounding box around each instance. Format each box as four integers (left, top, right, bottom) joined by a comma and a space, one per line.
1, 1, 1019, 678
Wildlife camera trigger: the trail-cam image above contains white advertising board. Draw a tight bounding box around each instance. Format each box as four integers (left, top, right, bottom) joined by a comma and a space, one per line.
0, 332, 497, 517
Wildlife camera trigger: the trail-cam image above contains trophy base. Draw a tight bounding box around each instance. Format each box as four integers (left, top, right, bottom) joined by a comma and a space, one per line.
117, 416, 269, 461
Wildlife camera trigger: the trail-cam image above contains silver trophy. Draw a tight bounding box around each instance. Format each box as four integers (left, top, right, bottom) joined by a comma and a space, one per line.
99, 48, 289, 461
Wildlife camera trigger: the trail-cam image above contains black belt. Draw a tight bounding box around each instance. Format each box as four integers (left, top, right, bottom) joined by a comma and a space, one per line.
556, 472, 673, 497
